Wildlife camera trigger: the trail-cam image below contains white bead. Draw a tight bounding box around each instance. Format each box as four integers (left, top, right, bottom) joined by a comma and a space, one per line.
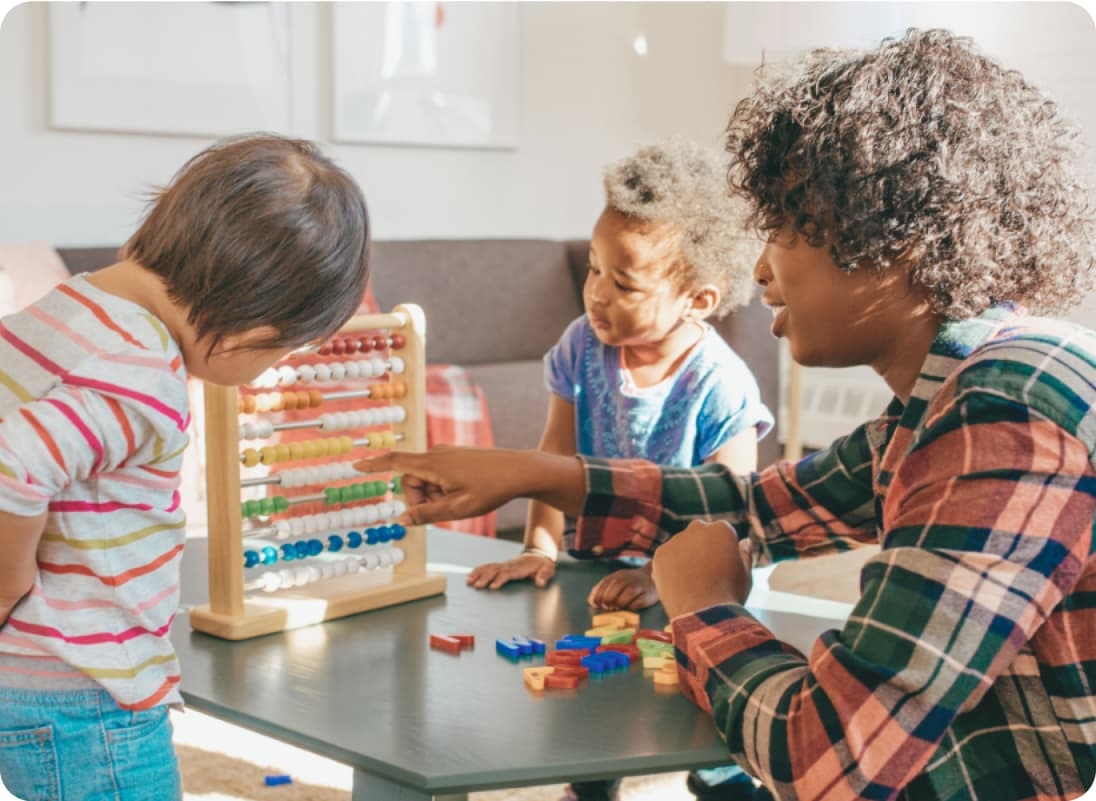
303, 516, 317, 534
370, 357, 386, 376
332, 559, 349, 578
363, 553, 380, 570
259, 572, 282, 593
253, 368, 279, 389
391, 406, 407, 423
391, 547, 406, 566
296, 364, 316, 383
278, 365, 298, 385
330, 363, 346, 381
257, 421, 274, 438
357, 359, 374, 379
363, 505, 380, 524
340, 509, 356, 526
315, 364, 332, 382
275, 520, 292, 538
344, 362, 360, 379
392, 500, 407, 516
277, 568, 295, 587
376, 549, 393, 568
388, 356, 405, 375
319, 413, 335, 430
290, 518, 305, 536
375, 502, 394, 520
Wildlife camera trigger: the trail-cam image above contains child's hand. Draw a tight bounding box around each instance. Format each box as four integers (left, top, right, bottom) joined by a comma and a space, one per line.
587, 568, 659, 611
467, 553, 557, 590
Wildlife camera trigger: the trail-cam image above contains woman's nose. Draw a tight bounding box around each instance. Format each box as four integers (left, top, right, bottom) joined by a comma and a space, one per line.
753, 249, 772, 287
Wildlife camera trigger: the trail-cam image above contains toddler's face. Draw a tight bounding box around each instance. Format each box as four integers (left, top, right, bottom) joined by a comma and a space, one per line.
583, 208, 694, 348
181, 328, 300, 387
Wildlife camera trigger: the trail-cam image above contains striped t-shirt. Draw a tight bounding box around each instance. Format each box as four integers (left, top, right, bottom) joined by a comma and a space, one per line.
0, 274, 190, 709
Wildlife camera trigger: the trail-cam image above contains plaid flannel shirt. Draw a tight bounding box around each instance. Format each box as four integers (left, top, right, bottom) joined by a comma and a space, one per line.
574, 306, 1096, 801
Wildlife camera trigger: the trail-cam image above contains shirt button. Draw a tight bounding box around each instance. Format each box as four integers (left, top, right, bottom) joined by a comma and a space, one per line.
592, 545, 604, 556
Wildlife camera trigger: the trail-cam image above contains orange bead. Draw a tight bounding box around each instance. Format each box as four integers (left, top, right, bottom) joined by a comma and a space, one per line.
309, 390, 324, 408
392, 381, 407, 399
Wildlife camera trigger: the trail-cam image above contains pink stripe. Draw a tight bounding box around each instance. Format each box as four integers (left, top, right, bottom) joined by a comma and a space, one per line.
0, 662, 86, 680
0, 324, 66, 376
33, 584, 178, 614
6, 618, 173, 645
43, 397, 104, 473
51, 499, 155, 513
65, 375, 187, 430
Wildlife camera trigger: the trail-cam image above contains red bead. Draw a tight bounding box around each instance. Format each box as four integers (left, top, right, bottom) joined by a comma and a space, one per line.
356, 337, 372, 353
371, 334, 387, 351
388, 333, 405, 350
318, 343, 332, 356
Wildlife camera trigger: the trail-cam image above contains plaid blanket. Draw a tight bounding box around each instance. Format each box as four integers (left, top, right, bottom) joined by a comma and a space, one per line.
424, 364, 497, 537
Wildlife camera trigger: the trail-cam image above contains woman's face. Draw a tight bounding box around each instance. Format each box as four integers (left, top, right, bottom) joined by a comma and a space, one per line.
755, 227, 932, 372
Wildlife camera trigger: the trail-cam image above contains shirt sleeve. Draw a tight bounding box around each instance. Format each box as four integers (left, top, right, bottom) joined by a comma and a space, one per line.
0, 357, 189, 516
573, 412, 883, 560
695, 367, 775, 460
544, 316, 588, 403
671, 389, 1096, 801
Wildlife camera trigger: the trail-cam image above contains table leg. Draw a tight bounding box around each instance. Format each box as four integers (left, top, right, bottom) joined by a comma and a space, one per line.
351, 768, 468, 801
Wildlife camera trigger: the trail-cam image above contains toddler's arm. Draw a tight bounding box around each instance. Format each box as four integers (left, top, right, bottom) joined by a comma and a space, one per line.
0, 510, 47, 625
707, 426, 758, 474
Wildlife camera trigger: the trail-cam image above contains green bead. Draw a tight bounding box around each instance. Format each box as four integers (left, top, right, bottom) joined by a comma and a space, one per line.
273, 496, 289, 513
324, 487, 339, 505
338, 485, 353, 503
373, 480, 387, 496
349, 484, 365, 501
392, 476, 402, 493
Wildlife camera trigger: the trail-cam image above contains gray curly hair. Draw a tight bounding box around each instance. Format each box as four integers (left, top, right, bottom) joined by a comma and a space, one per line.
603, 139, 760, 318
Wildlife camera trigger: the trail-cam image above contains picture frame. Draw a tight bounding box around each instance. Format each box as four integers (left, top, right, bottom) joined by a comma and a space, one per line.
48, 3, 291, 138
332, 2, 518, 149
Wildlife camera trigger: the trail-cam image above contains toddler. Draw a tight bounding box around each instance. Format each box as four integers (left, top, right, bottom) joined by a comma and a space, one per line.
467, 140, 774, 801
0, 133, 371, 800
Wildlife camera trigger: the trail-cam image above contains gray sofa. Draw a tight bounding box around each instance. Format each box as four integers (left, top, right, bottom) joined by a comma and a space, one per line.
57, 240, 780, 538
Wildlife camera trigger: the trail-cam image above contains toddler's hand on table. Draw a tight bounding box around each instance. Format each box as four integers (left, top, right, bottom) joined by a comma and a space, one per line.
467, 554, 557, 590
588, 568, 659, 611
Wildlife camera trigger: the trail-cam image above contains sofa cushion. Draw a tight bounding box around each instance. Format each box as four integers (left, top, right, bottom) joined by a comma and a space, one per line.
368, 240, 584, 366
0, 243, 74, 311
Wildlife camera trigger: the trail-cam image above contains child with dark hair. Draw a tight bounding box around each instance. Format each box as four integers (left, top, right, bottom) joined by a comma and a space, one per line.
365, 29, 1096, 801
0, 133, 370, 800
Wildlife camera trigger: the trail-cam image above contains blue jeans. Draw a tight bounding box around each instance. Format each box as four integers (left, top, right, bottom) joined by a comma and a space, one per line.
0, 685, 180, 801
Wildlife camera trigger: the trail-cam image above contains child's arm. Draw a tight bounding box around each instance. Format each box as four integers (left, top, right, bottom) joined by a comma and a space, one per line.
466, 395, 575, 590
707, 426, 759, 473
0, 510, 47, 625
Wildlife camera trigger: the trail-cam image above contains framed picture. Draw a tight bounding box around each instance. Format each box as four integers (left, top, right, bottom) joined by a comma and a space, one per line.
48, 3, 291, 137
332, 2, 518, 149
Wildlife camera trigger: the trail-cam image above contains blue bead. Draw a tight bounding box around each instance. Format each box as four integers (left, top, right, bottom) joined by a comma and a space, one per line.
261, 546, 278, 565
391, 524, 407, 540
280, 544, 296, 561
294, 541, 310, 558
243, 550, 259, 568
365, 527, 379, 545
378, 525, 393, 543
327, 535, 344, 553
347, 531, 363, 548
308, 539, 323, 556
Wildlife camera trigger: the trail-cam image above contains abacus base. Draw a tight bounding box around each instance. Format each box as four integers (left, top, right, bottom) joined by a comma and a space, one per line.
188, 571, 447, 640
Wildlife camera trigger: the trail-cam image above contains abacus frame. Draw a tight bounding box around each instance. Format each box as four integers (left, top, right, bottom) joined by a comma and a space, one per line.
188, 304, 446, 640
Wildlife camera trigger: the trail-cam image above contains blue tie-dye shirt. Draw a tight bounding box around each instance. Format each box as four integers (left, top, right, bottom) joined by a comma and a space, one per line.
544, 315, 773, 467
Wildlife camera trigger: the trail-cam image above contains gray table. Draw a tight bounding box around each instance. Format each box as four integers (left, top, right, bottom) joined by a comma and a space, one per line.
174, 528, 845, 800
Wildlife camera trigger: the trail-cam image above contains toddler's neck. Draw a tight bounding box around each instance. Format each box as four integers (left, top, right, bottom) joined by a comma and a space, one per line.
620, 321, 705, 390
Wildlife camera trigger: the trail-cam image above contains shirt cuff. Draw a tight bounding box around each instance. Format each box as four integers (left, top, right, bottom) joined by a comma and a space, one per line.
571, 456, 665, 558
670, 604, 778, 715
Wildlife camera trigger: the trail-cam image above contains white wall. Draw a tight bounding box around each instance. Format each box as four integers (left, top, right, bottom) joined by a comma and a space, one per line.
0, 1, 752, 246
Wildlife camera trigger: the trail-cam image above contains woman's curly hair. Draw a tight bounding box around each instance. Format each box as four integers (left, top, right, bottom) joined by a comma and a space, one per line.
725, 28, 1096, 320
603, 139, 760, 318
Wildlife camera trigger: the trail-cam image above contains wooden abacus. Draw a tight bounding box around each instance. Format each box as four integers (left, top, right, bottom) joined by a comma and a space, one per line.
188, 304, 446, 640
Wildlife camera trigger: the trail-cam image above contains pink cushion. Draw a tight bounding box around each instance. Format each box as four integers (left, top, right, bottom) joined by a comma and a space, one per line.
0, 243, 73, 313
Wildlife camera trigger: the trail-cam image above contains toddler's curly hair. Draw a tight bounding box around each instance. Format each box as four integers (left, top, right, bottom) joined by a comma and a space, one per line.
603, 140, 760, 318
725, 28, 1096, 320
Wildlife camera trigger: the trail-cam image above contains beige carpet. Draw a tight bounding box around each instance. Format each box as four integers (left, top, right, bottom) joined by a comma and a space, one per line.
173, 707, 695, 801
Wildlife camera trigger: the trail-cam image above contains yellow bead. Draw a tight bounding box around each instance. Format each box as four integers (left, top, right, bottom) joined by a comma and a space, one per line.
242, 449, 261, 467
260, 446, 277, 465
